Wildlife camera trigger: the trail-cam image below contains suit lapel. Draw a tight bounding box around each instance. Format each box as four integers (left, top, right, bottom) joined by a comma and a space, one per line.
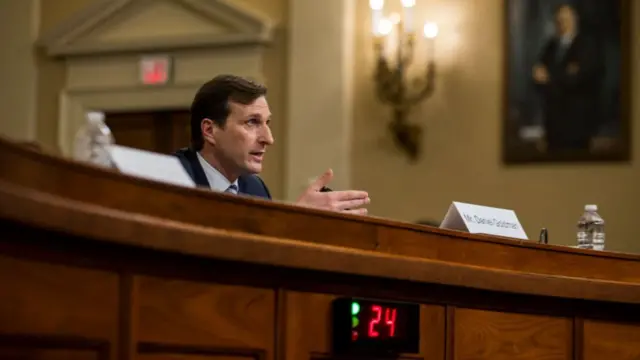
175, 148, 269, 198
237, 176, 248, 195
181, 149, 210, 188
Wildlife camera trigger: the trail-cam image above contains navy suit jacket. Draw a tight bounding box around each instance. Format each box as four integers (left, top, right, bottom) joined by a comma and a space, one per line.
173, 148, 271, 200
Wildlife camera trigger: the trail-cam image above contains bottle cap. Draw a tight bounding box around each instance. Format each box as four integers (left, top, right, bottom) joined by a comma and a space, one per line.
87, 111, 105, 123
585, 204, 598, 211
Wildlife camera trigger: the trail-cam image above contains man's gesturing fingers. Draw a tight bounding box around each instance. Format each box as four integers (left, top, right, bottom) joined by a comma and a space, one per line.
332, 196, 370, 211
344, 208, 368, 215
330, 190, 369, 202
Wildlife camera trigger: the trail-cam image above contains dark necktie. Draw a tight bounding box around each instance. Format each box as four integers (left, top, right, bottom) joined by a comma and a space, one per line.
556, 41, 569, 63
225, 184, 238, 194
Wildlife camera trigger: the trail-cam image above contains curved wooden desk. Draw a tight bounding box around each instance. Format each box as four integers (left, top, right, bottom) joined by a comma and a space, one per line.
0, 137, 639, 360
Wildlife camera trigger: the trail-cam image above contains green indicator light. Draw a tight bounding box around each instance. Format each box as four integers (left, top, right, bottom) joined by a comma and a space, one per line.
352, 315, 359, 328
351, 302, 360, 315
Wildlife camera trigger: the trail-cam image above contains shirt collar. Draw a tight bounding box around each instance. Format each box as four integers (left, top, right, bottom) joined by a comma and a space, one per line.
559, 32, 575, 46
196, 152, 239, 193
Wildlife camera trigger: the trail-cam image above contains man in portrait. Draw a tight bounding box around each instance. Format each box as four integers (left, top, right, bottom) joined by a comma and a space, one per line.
532, 4, 604, 152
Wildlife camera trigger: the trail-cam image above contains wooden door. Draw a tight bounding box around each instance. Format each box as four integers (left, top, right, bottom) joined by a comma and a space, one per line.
105, 109, 191, 154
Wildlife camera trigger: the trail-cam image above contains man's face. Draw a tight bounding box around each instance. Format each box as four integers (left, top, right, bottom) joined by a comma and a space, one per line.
555, 6, 576, 36
204, 96, 274, 176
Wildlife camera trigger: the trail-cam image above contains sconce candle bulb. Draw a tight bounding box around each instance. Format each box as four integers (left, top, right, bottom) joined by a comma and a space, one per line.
389, 13, 401, 24
369, 0, 437, 161
376, 18, 393, 37
369, 0, 385, 35
423, 22, 438, 61
370, 0, 385, 10
400, 0, 415, 32
423, 22, 438, 39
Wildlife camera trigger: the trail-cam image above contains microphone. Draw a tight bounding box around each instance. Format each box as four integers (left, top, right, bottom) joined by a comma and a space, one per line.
538, 228, 548, 244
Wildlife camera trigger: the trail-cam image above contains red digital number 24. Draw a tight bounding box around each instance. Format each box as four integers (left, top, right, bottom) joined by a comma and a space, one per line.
368, 305, 397, 337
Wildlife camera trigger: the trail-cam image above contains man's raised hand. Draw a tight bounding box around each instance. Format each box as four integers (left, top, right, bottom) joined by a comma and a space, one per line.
295, 169, 370, 215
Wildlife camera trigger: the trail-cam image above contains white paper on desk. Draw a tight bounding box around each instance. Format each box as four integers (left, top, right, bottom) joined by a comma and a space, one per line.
106, 145, 195, 188
440, 201, 528, 240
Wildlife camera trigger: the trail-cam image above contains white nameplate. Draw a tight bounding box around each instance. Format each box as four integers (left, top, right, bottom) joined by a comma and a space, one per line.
107, 145, 196, 189
440, 201, 528, 240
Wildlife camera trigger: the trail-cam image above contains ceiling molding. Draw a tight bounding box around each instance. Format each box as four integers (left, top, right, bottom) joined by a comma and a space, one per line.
38, 0, 274, 57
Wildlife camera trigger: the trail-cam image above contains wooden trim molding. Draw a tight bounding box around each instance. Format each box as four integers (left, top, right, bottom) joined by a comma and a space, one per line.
0, 179, 639, 305
0, 334, 111, 360
2, 135, 638, 262
138, 342, 266, 359
37, 0, 274, 57
0, 139, 638, 360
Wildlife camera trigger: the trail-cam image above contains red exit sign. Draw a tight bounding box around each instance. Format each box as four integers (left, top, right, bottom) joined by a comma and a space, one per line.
139, 55, 172, 85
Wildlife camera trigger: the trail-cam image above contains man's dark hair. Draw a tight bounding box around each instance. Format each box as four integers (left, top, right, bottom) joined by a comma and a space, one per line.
190, 74, 267, 150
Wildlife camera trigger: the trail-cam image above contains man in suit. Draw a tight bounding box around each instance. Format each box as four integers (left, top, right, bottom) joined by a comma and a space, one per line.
532, 4, 604, 152
175, 74, 370, 215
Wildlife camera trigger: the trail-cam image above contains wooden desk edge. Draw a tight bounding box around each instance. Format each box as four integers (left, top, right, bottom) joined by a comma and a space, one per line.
1, 180, 639, 305
1, 136, 637, 262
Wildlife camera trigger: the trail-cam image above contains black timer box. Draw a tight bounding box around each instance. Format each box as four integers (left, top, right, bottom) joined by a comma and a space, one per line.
331, 297, 420, 355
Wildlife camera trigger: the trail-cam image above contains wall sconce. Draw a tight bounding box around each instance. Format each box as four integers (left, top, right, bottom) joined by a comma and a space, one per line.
370, 0, 438, 161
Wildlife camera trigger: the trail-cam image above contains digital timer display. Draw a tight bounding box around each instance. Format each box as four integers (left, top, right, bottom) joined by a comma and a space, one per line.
331, 297, 420, 355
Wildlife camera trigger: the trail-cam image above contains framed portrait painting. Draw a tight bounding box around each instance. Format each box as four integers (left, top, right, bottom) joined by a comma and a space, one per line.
502, 0, 631, 164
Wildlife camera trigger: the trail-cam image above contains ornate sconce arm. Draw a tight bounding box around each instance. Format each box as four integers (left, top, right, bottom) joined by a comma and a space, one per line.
368, 1, 439, 160
374, 57, 404, 105
401, 34, 416, 67
373, 40, 393, 103
406, 62, 436, 107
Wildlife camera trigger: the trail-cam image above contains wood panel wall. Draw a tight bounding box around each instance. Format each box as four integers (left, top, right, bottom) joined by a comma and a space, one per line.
2, 250, 640, 360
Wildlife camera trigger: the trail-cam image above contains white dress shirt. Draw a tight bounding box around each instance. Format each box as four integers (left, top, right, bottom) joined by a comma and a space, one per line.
556, 33, 575, 62
196, 152, 239, 194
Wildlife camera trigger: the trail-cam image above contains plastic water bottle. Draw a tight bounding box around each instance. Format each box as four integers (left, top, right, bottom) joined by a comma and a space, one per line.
576, 204, 605, 250
72, 111, 115, 168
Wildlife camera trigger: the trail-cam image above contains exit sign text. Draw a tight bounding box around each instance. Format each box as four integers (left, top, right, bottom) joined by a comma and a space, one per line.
140, 56, 172, 85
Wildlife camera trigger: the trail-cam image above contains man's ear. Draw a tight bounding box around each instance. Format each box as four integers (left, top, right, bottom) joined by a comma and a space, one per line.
201, 118, 218, 145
